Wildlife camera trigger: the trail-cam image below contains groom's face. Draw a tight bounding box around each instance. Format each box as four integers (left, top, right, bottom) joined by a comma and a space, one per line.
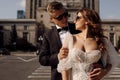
50, 9, 68, 28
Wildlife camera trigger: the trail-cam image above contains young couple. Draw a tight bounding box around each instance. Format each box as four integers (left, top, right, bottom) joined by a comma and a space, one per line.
39, 1, 119, 80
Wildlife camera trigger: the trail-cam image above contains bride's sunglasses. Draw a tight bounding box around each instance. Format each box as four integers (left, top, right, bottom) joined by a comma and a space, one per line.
54, 11, 68, 21
75, 16, 84, 21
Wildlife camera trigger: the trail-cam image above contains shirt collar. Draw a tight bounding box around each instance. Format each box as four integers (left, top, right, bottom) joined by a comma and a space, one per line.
56, 23, 68, 29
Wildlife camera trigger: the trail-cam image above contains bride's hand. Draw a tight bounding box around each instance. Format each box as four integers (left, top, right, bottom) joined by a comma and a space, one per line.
58, 47, 69, 60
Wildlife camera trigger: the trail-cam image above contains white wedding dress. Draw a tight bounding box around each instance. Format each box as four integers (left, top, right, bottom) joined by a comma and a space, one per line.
57, 32, 120, 80
58, 48, 101, 80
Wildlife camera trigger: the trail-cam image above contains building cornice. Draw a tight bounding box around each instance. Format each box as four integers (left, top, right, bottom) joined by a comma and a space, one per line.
102, 19, 120, 24
0, 19, 36, 24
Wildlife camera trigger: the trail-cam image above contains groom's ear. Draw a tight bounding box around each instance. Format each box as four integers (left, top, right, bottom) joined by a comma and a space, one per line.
50, 17, 54, 23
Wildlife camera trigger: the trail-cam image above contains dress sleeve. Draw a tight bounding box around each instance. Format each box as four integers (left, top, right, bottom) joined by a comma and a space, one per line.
57, 32, 74, 73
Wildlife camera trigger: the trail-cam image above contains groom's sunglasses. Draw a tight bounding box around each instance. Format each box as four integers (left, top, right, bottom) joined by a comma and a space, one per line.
54, 11, 68, 21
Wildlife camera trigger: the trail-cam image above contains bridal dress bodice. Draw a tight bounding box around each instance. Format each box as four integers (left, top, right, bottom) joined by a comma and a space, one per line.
57, 32, 120, 80
57, 48, 101, 80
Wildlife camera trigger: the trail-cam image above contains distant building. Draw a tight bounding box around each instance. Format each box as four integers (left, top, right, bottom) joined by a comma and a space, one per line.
0, 0, 120, 51
25, 0, 37, 19
102, 20, 120, 47
25, 0, 99, 19
0, 19, 37, 50
17, 10, 25, 19
24, 0, 120, 48
25, 0, 99, 28
0, 25, 3, 48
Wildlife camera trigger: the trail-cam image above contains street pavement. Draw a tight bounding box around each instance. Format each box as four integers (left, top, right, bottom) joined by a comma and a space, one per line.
28, 65, 120, 80
0, 51, 120, 80
28, 66, 51, 80
104, 67, 120, 80
0, 51, 40, 80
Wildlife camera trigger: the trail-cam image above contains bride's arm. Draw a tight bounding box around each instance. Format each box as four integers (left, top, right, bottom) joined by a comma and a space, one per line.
62, 70, 69, 80
57, 32, 73, 80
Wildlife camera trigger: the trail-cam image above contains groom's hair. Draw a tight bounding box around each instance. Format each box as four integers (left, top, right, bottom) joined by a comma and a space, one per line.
47, 1, 65, 13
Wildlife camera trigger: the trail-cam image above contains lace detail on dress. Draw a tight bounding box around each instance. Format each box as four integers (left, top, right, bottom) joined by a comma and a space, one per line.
57, 32, 101, 80
57, 48, 101, 80
57, 33, 120, 80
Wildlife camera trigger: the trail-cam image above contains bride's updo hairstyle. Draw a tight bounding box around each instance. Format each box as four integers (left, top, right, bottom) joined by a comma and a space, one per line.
77, 8, 107, 52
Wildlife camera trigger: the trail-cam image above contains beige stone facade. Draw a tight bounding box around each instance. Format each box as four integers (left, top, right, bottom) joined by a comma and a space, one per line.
25, 0, 99, 28
102, 20, 120, 47
0, 19, 37, 47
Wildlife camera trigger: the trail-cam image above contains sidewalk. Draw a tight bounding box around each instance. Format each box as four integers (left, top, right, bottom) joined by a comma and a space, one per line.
11, 51, 37, 56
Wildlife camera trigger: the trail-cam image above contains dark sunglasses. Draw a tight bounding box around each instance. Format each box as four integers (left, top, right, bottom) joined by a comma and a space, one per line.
75, 16, 84, 21
54, 12, 68, 21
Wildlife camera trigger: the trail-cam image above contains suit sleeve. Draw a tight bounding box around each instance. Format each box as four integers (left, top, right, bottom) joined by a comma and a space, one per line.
39, 32, 59, 68
39, 34, 50, 66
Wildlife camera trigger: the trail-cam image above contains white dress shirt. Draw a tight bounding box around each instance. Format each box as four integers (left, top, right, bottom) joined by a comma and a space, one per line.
56, 25, 69, 45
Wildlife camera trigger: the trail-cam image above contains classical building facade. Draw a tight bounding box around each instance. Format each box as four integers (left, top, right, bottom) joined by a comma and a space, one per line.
26, 0, 99, 19
102, 20, 120, 47
26, 0, 99, 28
0, 0, 120, 50
25, 0, 120, 48
0, 19, 37, 50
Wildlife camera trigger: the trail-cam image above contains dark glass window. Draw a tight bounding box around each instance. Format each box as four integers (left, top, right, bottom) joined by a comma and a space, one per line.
84, 0, 86, 8
34, 0, 37, 18
23, 32, 28, 41
39, 0, 41, 7
109, 33, 114, 45
41, 15, 43, 18
92, 0, 95, 10
11, 25, 16, 30
110, 26, 113, 31
88, 0, 90, 8
0, 25, 3, 30
30, 0, 33, 18
24, 25, 27, 30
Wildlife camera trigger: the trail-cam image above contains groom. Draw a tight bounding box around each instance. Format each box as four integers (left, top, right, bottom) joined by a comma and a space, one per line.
39, 1, 110, 80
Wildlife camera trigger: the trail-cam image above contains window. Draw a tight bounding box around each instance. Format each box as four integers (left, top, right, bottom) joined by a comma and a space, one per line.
41, 14, 43, 18
92, 0, 95, 10
0, 25, 3, 30
24, 25, 27, 30
39, 0, 41, 7
84, 0, 86, 8
110, 26, 114, 31
109, 33, 114, 45
68, 14, 70, 17
23, 32, 28, 41
88, 0, 90, 8
30, 0, 33, 18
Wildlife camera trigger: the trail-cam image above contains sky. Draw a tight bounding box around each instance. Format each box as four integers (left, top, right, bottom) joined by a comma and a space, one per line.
0, 0, 120, 20
0, 0, 25, 19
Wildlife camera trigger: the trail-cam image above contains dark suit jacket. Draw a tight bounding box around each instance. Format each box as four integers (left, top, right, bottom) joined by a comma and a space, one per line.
39, 22, 80, 80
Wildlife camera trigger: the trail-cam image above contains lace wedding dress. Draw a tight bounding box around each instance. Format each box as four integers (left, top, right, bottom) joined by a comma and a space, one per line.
58, 48, 101, 80
57, 32, 120, 80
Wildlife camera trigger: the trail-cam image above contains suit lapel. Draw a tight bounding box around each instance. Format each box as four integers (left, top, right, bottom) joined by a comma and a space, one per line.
51, 26, 62, 47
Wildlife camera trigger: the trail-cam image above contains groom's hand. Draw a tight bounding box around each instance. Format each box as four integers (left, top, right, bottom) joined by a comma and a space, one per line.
88, 63, 106, 80
89, 68, 106, 80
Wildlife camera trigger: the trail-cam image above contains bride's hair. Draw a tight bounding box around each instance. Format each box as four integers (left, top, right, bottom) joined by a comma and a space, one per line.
77, 8, 107, 52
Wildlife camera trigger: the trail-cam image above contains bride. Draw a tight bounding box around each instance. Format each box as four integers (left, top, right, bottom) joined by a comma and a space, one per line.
57, 8, 119, 80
